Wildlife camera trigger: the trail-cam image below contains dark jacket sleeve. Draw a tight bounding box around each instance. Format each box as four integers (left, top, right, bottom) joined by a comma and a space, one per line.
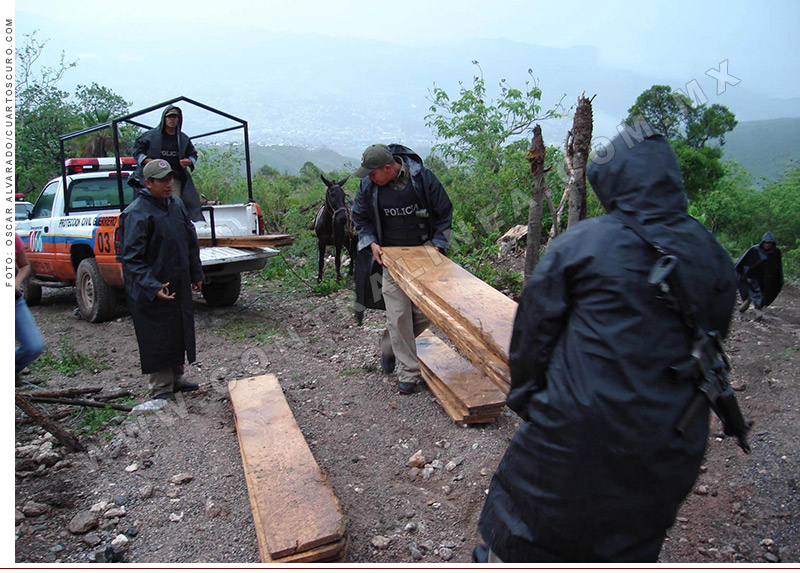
181, 132, 199, 170
422, 169, 452, 250
352, 180, 379, 252
181, 202, 203, 282
121, 210, 162, 302
132, 132, 151, 166
506, 244, 572, 417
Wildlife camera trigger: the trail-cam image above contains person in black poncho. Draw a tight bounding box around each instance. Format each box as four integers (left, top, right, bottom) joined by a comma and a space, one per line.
476, 133, 736, 563
129, 105, 204, 222
121, 159, 204, 403
735, 231, 783, 316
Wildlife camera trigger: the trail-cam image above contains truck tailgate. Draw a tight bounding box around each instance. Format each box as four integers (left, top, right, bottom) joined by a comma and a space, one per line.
200, 246, 279, 265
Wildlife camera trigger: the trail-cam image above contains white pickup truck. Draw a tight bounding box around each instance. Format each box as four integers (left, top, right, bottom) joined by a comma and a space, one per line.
16, 156, 278, 322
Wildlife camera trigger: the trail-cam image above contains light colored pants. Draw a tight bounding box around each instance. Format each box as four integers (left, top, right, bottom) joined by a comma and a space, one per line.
488, 549, 503, 563
148, 364, 185, 398
381, 268, 430, 383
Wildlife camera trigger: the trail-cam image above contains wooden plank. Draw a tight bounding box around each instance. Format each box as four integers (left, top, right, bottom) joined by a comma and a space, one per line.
383, 255, 511, 393
228, 375, 346, 561
198, 234, 293, 248
383, 245, 516, 363
416, 332, 506, 413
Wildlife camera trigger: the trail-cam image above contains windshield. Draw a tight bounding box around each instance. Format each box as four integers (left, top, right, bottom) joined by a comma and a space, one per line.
67, 177, 134, 212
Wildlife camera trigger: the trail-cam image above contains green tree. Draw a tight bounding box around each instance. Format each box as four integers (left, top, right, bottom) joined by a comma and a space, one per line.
426, 62, 562, 173
625, 85, 737, 150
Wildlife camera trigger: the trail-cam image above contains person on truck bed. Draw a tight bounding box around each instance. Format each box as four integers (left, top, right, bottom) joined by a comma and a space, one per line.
120, 159, 204, 402
129, 105, 204, 222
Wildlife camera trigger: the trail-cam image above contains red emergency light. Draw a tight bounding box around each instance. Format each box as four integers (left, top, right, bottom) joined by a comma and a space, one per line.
65, 157, 137, 174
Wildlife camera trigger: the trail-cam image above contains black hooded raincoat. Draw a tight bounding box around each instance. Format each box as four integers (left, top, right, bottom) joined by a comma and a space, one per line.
735, 231, 783, 309
129, 105, 204, 222
120, 189, 203, 374
478, 134, 736, 562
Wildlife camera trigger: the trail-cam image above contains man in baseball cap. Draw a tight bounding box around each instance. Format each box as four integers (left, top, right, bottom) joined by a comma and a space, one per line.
351, 143, 453, 395
142, 158, 175, 180
353, 144, 396, 178
120, 154, 203, 407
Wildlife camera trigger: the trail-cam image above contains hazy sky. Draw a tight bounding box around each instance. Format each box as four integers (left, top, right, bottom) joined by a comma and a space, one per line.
15, 0, 799, 99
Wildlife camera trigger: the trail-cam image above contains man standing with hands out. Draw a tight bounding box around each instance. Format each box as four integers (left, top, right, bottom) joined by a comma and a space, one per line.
121, 159, 204, 403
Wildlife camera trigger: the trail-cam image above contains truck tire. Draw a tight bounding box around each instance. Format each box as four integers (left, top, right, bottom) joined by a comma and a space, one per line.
76, 258, 116, 323
201, 274, 242, 307
22, 278, 42, 307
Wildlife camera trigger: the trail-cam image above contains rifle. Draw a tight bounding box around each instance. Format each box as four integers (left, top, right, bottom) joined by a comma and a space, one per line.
648, 255, 752, 453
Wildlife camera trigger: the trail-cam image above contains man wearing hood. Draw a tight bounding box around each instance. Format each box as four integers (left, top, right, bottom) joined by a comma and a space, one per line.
477, 133, 736, 562
121, 159, 204, 402
129, 105, 204, 222
735, 231, 783, 315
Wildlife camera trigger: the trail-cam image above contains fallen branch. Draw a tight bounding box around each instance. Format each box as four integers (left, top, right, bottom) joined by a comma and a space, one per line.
17, 386, 103, 399
94, 390, 134, 401
27, 396, 133, 412
15, 394, 84, 452
17, 407, 73, 424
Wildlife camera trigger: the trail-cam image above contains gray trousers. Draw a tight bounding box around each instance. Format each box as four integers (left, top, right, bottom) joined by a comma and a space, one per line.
381, 268, 430, 383
148, 364, 185, 398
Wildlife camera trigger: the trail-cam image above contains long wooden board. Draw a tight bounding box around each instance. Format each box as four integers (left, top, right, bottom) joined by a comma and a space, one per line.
198, 234, 293, 248
416, 332, 506, 424
382, 246, 514, 393
383, 245, 516, 362
228, 375, 346, 561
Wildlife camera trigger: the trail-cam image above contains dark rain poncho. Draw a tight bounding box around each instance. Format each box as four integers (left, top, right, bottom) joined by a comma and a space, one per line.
129, 105, 204, 222
120, 189, 203, 374
735, 231, 783, 309
478, 134, 736, 562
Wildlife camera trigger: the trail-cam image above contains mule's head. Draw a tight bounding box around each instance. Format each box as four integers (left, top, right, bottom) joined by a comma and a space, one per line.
321, 175, 350, 226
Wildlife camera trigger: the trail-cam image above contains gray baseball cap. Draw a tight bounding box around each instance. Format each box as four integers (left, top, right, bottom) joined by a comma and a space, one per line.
143, 159, 174, 180
354, 144, 394, 178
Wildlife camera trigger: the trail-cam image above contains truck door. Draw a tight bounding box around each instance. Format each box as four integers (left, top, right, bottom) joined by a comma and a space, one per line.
26, 180, 59, 279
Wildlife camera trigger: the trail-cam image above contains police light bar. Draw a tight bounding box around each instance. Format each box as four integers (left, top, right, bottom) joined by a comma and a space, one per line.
65, 157, 137, 174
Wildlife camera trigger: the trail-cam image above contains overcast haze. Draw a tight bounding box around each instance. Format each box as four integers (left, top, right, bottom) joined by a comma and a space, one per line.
13, 0, 800, 154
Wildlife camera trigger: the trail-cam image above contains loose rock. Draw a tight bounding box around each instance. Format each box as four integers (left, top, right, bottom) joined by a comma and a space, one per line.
170, 473, 193, 485
371, 535, 391, 549
408, 450, 426, 468
68, 510, 99, 534
22, 500, 49, 517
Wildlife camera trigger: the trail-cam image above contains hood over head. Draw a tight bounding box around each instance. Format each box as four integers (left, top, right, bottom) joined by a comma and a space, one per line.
760, 231, 777, 245
587, 133, 688, 221
160, 105, 183, 131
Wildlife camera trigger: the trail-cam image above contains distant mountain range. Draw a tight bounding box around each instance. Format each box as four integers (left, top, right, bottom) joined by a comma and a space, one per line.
721, 117, 800, 184
239, 118, 799, 187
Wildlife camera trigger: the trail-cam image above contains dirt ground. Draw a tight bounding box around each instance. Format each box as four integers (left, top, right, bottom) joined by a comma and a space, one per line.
13, 255, 800, 564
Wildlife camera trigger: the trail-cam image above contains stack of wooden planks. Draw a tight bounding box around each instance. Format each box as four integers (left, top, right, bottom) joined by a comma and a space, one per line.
416, 331, 506, 424
382, 245, 517, 395
198, 234, 293, 248
228, 374, 347, 563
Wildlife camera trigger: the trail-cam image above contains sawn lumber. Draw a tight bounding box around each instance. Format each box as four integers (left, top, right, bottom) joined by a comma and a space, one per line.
228, 374, 346, 562
416, 331, 506, 424
197, 234, 293, 248
382, 246, 517, 394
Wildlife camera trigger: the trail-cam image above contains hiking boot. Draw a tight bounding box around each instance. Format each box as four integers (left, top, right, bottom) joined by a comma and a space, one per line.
397, 381, 417, 394
739, 298, 751, 313
174, 380, 199, 392
398, 378, 425, 394
152, 392, 176, 401
381, 353, 396, 374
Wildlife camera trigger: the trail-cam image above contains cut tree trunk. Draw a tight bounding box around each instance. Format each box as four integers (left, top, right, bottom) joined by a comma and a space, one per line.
525, 124, 546, 280
566, 93, 594, 228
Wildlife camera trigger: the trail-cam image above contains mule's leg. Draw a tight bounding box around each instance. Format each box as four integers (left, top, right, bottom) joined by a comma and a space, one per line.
334, 241, 342, 280
317, 241, 326, 282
